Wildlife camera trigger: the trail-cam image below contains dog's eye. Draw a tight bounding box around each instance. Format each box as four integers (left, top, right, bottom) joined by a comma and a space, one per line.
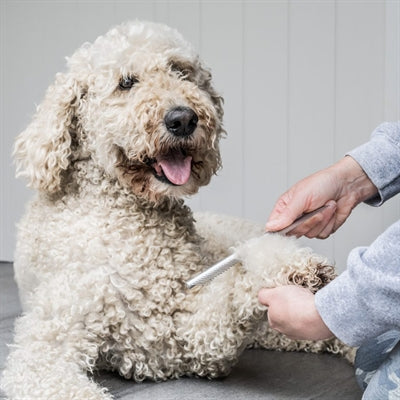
119, 76, 138, 90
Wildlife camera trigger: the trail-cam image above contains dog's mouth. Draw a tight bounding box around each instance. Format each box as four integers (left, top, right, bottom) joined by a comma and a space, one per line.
118, 146, 197, 188
149, 148, 192, 186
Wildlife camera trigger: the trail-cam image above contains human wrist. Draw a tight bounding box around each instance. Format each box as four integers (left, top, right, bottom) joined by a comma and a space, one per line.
330, 156, 378, 207
310, 299, 334, 340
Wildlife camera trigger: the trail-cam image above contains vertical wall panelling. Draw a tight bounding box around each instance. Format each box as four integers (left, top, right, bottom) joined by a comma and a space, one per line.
153, 1, 169, 23
334, 1, 386, 270
0, 0, 5, 256
165, 1, 201, 51
382, 0, 400, 232
335, 1, 385, 157
242, 1, 289, 224
73, 2, 118, 42
287, 2, 336, 182
384, 0, 400, 121
111, 2, 154, 27
197, 2, 244, 216
1, 1, 399, 264
287, 1, 336, 261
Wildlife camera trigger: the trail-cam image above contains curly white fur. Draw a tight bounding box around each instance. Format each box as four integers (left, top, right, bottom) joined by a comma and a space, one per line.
1, 21, 352, 400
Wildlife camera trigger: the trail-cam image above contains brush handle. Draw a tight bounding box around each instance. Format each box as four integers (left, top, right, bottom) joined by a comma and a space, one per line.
186, 253, 239, 289
271, 204, 328, 235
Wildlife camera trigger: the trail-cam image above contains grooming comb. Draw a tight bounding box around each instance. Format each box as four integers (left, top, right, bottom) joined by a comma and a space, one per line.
186, 205, 327, 289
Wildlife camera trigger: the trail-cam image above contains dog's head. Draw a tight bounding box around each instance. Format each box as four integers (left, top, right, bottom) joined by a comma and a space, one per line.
14, 21, 224, 202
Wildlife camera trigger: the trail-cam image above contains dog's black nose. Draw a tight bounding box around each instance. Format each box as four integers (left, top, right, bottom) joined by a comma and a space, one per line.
164, 106, 198, 137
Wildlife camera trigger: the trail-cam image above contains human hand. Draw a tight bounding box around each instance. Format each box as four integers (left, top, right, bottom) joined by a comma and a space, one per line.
265, 156, 378, 238
258, 285, 333, 341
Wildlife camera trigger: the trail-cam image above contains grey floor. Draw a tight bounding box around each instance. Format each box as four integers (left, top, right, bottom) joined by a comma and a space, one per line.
0, 262, 362, 399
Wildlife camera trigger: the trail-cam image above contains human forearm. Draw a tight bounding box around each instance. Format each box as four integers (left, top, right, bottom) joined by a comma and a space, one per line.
315, 219, 400, 346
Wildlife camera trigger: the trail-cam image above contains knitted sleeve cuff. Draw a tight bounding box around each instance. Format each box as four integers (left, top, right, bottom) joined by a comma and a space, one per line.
347, 122, 400, 206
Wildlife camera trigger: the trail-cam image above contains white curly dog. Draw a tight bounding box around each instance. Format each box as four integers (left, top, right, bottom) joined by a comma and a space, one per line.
1, 21, 351, 400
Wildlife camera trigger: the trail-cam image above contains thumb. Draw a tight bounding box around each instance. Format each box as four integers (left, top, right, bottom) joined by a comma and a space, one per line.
265, 198, 304, 232
258, 288, 275, 306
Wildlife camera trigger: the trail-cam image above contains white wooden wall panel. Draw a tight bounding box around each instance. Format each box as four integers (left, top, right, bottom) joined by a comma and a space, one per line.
196, 2, 244, 216
383, 0, 400, 232
286, 1, 336, 261
1, 1, 399, 274
163, 2, 201, 55
288, 1, 336, 182
333, 1, 387, 269
242, 2, 288, 225
385, 0, 400, 122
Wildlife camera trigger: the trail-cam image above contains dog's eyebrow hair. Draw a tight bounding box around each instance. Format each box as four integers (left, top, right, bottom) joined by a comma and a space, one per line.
169, 60, 194, 74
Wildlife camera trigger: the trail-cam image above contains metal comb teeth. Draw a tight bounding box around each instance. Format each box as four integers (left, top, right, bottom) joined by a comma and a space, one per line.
186, 253, 239, 289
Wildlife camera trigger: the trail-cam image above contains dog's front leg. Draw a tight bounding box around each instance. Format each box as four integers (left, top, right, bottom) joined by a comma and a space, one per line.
1, 308, 111, 400
175, 277, 266, 378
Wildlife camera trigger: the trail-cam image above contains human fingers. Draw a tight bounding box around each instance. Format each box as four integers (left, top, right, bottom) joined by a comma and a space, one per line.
284, 201, 337, 238
300, 201, 337, 238
332, 200, 355, 232
265, 190, 319, 233
258, 287, 275, 306
265, 193, 299, 232
258, 288, 287, 332
315, 213, 337, 239
306, 199, 354, 238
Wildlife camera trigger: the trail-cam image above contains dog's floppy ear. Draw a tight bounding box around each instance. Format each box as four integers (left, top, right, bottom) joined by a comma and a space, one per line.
14, 72, 83, 193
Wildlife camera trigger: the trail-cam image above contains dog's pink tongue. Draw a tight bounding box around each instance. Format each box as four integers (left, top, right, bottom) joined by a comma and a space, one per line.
159, 152, 192, 185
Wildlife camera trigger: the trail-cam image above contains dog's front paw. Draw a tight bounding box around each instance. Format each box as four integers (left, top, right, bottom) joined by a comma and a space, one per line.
235, 233, 336, 292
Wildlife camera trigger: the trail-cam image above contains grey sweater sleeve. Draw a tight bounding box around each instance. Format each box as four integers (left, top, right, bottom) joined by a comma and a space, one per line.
315, 121, 400, 347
